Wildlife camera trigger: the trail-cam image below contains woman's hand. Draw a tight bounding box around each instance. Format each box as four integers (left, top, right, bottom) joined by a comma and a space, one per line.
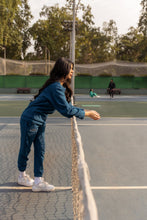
85, 110, 101, 120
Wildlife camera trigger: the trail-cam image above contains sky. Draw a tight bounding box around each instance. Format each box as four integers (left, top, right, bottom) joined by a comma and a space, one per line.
28, 0, 141, 35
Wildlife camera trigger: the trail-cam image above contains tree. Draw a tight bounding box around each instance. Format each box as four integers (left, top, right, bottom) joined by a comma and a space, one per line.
116, 27, 143, 61
15, 0, 33, 58
91, 28, 112, 62
76, 6, 114, 63
102, 20, 118, 60
0, 0, 21, 46
75, 5, 95, 63
30, 4, 72, 60
138, 0, 147, 36
137, 0, 147, 61
0, 0, 33, 59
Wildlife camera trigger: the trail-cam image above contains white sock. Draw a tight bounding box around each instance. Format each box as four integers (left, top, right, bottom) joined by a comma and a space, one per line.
34, 177, 42, 185
19, 171, 26, 178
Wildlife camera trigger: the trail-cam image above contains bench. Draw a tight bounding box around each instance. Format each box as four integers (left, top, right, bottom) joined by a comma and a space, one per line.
17, 88, 31, 94
107, 88, 121, 95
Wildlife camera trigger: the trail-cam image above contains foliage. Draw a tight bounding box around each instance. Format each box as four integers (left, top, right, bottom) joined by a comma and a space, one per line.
138, 0, 147, 36
29, 4, 72, 60
1, 0, 147, 64
0, 0, 21, 45
116, 27, 144, 61
137, 0, 147, 61
0, 0, 33, 59
102, 20, 118, 60
29, 3, 117, 63
75, 5, 110, 63
15, 0, 33, 58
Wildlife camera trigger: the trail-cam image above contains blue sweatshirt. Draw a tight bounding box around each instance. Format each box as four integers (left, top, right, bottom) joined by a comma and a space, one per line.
21, 82, 85, 124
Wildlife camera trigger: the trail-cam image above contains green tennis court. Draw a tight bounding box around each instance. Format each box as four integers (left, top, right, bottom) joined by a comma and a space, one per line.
77, 101, 147, 117
0, 100, 60, 117
0, 95, 147, 117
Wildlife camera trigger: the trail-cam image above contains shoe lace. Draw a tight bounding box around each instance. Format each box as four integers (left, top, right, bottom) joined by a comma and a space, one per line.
40, 178, 50, 186
24, 174, 31, 181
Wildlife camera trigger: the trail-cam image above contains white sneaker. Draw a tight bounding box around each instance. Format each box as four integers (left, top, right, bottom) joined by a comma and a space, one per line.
32, 178, 55, 192
18, 174, 34, 186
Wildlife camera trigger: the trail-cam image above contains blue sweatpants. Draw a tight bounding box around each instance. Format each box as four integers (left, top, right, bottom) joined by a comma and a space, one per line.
18, 118, 46, 177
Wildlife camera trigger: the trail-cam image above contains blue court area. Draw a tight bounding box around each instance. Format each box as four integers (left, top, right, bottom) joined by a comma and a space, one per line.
77, 117, 147, 220
0, 94, 147, 220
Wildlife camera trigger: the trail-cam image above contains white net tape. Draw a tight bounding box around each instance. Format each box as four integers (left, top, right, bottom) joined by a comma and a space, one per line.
72, 116, 98, 220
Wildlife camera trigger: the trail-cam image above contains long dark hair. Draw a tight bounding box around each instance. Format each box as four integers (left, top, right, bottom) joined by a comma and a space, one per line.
34, 57, 73, 102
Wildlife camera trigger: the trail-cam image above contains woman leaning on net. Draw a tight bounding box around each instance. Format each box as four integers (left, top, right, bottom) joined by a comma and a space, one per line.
17, 57, 101, 192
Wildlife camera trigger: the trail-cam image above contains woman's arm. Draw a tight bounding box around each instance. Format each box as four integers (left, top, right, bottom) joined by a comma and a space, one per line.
48, 83, 101, 120
85, 110, 100, 120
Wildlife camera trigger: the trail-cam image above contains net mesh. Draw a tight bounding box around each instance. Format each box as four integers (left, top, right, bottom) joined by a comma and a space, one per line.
1, 58, 147, 76
0, 58, 54, 75
75, 61, 147, 76
71, 117, 83, 219
71, 116, 98, 220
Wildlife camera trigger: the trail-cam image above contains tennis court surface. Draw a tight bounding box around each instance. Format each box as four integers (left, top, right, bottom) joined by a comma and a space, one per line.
0, 94, 147, 220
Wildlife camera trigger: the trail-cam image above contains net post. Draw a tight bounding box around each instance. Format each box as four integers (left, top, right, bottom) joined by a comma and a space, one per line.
71, 0, 76, 98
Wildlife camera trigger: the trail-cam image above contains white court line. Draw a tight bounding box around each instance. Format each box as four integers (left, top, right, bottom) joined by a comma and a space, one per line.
0, 123, 19, 126
78, 124, 147, 126
0, 186, 72, 190
0, 123, 71, 126
0, 117, 64, 119
1, 186, 147, 190
1, 123, 147, 127
91, 186, 147, 190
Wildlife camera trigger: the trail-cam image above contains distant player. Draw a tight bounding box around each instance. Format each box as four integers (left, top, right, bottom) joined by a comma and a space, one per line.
17, 57, 100, 192
108, 79, 116, 98
89, 89, 100, 98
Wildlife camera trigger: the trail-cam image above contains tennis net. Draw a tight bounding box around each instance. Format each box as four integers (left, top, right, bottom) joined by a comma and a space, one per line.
71, 116, 98, 220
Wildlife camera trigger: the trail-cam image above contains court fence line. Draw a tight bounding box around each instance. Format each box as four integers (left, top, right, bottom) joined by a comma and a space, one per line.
71, 115, 98, 220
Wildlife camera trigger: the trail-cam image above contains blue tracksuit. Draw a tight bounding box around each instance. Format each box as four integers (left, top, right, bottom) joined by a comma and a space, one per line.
18, 82, 85, 176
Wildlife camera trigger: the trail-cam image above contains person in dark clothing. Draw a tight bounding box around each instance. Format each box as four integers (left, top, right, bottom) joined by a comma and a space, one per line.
108, 79, 116, 98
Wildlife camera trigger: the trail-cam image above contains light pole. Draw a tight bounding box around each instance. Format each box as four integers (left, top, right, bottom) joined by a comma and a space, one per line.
48, 49, 50, 75
62, 1, 76, 97
71, 0, 76, 96
62, 20, 73, 59
45, 47, 50, 75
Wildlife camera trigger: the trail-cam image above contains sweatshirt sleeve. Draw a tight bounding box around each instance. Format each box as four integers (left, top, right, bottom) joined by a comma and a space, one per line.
47, 83, 85, 119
